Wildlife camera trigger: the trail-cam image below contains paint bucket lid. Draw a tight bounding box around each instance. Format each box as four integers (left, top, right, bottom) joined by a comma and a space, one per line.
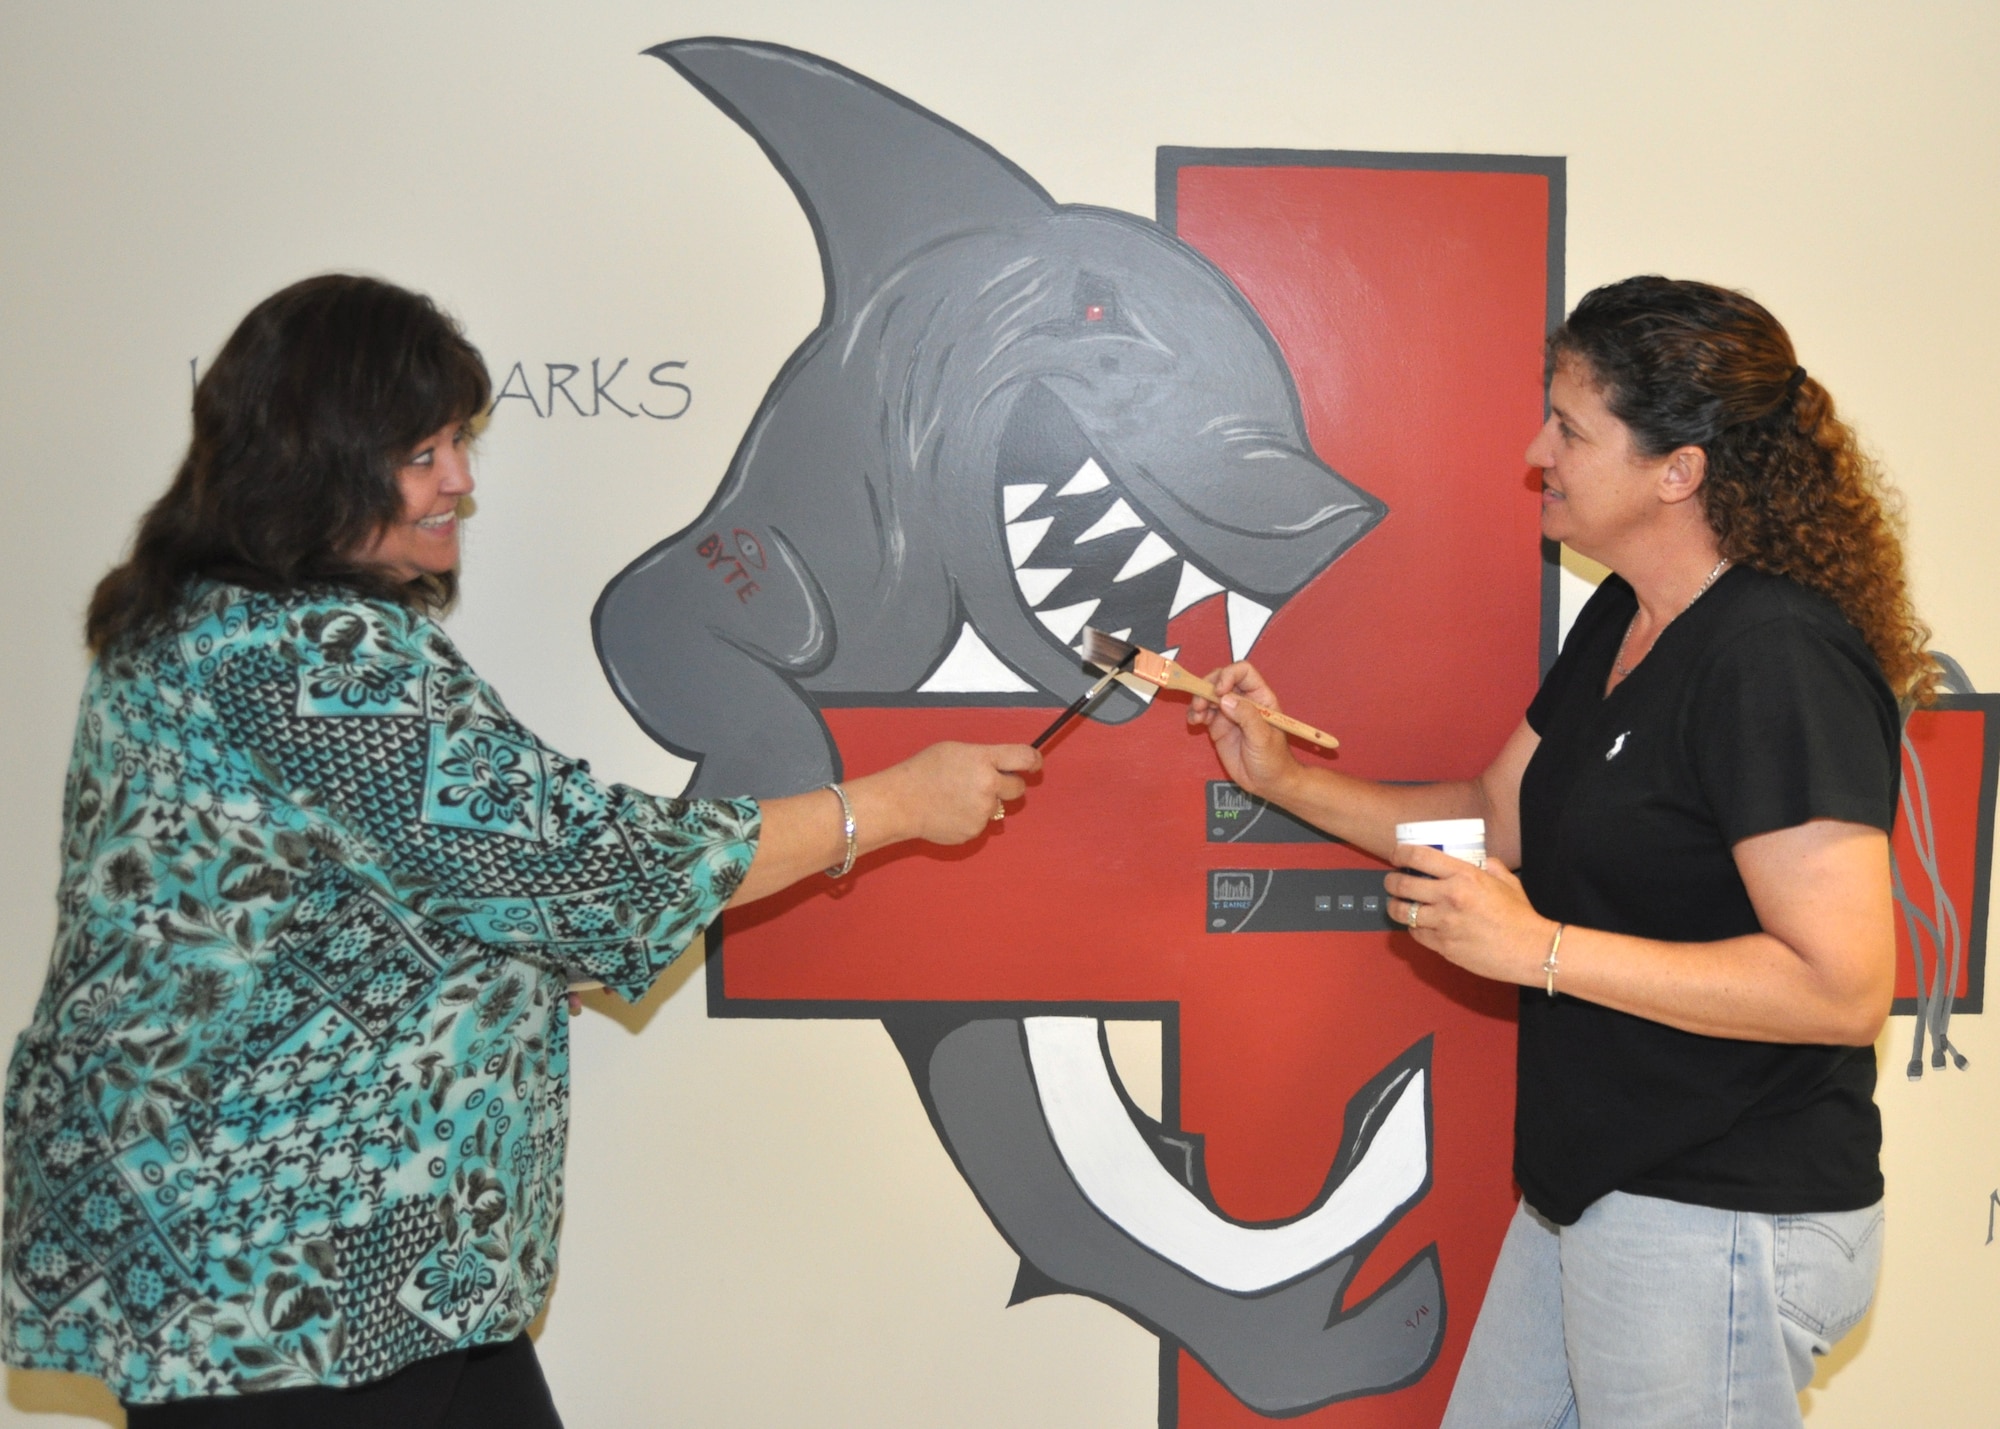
1394, 818, 1486, 863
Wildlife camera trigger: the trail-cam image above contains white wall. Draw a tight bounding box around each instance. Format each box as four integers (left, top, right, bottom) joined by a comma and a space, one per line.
2, 3, 1994, 1424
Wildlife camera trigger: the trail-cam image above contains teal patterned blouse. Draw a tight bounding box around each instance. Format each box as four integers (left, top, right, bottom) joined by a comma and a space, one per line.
2, 584, 759, 1402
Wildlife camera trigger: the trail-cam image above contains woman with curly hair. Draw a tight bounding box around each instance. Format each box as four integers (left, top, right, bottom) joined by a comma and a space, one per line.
1190, 275, 1924, 1427
2, 274, 1040, 1426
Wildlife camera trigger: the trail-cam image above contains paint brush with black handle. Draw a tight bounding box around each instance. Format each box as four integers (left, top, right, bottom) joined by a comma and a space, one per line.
1030, 640, 1138, 748
1077, 627, 1340, 749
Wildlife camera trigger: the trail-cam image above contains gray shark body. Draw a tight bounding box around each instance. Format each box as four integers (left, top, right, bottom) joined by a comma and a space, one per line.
594, 39, 1436, 1415
594, 39, 1383, 796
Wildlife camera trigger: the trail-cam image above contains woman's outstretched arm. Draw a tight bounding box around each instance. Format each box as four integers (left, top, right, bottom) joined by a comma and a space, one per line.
726, 741, 1042, 906
1188, 660, 1539, 868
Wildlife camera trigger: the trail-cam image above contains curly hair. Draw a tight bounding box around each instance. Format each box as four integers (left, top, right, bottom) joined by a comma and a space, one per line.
87, 274, 491, 653
1549, 276, 1935, 704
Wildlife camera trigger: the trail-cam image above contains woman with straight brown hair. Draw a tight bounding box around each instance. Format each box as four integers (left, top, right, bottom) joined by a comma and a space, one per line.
3, 273, 1039, 1426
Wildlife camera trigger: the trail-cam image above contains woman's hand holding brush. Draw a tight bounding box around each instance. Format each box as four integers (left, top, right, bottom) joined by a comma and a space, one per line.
1075, 628, 1339, 754
1187, 661, 1308, 803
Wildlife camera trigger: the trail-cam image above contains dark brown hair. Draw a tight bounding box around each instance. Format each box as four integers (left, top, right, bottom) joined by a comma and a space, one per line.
87, 274, 491, 653
1550, 276, 1935, 704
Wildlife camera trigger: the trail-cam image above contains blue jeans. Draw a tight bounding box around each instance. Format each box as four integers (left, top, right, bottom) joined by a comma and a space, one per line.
1441, 1192, 1883, 1429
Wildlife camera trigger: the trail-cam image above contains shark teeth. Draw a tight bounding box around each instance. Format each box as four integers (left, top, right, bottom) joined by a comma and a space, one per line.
918, 623, 1036, 693
1115, 532, 1177, 582
1056, 458, 1110, 496
1002, 483, 1047, 521
1014, 567, 1070, 605
1006, 516, 1054, 567
1075, 497, 1146, 544
1037, 599, 1101, 644
1226, 592, 1273, 662
1168, 562, 1224, 617
1004, 457, 1276, 665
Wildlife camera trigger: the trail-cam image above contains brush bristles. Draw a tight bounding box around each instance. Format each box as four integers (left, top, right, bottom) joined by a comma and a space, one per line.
1077, 626, 1140, 672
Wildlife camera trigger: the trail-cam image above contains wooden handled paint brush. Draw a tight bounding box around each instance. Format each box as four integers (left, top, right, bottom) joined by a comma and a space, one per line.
1078, 627, 1340, 750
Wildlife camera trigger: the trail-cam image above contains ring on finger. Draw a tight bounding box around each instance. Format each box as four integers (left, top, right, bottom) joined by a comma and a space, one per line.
990, 802, 1006, 822
1406, 901, 1420, 930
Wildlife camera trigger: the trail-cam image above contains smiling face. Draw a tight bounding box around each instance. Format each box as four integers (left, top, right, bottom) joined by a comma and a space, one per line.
352, 420, 475, 581
1525, 359, 1677, 564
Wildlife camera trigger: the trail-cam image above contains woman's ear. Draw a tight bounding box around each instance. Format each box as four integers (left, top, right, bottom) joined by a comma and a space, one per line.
1658, 444, 1707, 506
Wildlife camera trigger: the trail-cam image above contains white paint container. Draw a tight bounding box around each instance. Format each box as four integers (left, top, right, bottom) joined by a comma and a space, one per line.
1394, 818, 1486, 868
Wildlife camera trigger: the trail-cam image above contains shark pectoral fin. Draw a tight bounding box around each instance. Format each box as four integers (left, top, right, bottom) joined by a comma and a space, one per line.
595, 530, 838, 796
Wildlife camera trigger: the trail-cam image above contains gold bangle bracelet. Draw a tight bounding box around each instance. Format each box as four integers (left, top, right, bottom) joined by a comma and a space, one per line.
1541, 922, 1565, 997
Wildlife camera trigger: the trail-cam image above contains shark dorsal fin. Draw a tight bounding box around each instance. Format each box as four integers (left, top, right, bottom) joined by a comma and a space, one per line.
653, 38, 1055, 323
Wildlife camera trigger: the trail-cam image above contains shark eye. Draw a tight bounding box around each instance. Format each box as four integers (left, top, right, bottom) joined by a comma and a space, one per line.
1075, 276, 1120, 330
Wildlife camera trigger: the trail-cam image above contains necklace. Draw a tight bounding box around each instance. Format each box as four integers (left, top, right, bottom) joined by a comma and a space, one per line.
1612, 557, 1731, 678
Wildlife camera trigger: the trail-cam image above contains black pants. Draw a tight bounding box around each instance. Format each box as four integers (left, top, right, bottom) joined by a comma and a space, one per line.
123, 1334, 562, 1429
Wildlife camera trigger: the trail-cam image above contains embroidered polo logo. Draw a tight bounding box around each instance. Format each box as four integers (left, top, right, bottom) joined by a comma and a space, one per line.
1606, 731, 1629, 761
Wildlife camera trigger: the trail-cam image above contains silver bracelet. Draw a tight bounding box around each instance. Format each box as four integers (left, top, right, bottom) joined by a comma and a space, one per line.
822, 782, 856, 878
1542, 922, 1565, 997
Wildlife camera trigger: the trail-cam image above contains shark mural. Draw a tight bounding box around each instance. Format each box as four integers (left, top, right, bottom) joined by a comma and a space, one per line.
594, 39, 1386, 797
596, 37, 1560, 1425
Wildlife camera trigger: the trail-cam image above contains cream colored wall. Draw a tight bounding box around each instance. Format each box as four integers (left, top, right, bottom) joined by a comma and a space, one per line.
2, 2, 1994, 1424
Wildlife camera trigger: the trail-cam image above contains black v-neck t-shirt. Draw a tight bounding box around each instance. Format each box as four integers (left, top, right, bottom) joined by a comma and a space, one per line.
1515, 565, 1899, 1225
